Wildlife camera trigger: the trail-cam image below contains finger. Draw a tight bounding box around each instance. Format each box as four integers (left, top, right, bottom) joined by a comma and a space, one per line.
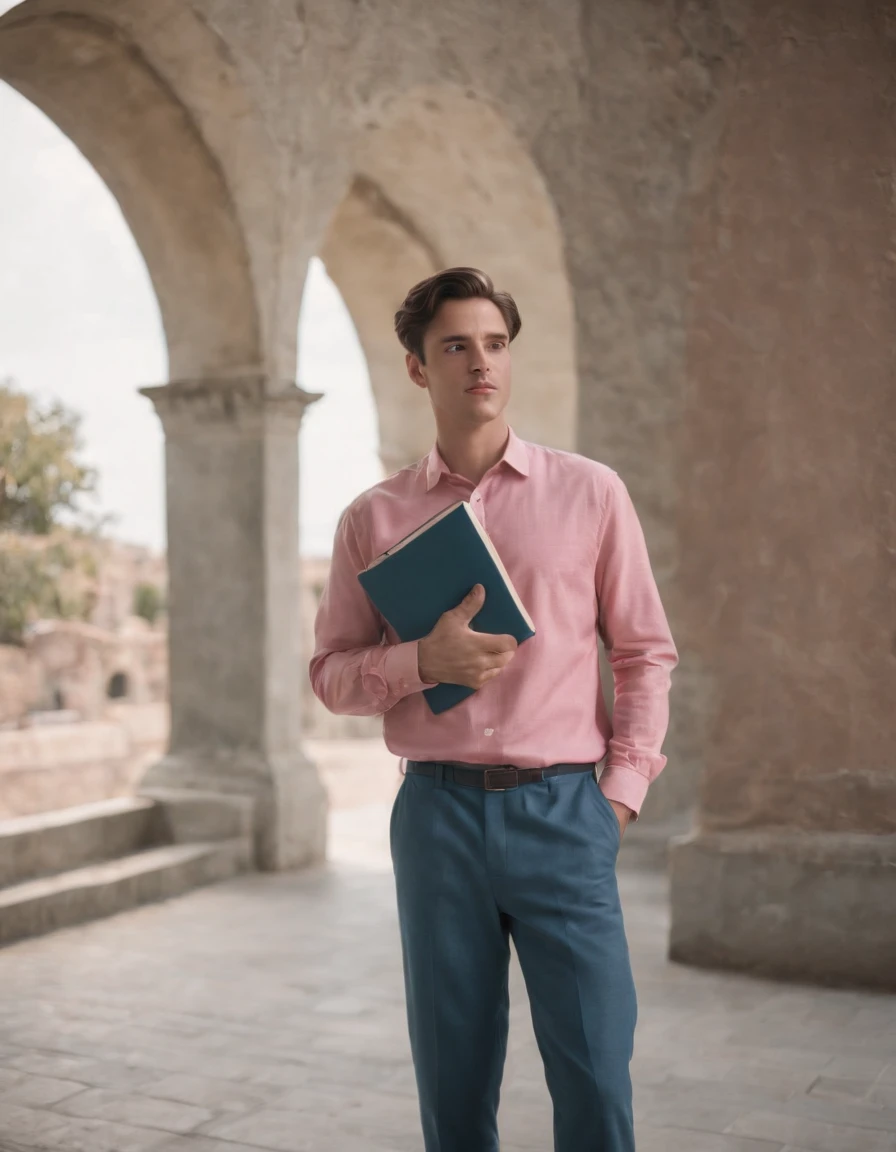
453, 583, 485, 622
481, 633, 518, 653
481, 649, 515, 672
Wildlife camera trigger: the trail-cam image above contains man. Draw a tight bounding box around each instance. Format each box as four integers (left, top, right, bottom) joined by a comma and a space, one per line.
310, 267, 678, 1152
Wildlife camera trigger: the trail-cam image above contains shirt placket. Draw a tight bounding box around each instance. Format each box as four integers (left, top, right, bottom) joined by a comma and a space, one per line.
468, 484, 498, 755
471, 485, 486, 529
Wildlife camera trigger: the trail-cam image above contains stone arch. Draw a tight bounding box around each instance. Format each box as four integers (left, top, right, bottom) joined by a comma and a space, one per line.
0, 8, 261, 378
319, 84, 578, 473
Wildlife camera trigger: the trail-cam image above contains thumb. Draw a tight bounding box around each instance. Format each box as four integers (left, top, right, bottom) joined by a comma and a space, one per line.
455, 583, 485, 620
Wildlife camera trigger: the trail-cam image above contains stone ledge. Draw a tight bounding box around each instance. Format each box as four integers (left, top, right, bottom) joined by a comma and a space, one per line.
668, 829, 896, 991
141, 747, 328, 871
618, 810, 694, 871
0, 840, 247, 947
140, 787, 253, 845
0, 797, 159, 888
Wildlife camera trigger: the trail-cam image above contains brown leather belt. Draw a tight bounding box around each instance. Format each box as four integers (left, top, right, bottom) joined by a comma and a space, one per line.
404, 760, 596, 792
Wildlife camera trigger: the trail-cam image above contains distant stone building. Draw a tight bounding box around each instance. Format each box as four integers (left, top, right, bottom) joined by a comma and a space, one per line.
0, 534, 168, 726
0, 536, 366, 738
24, 616, 167, 720
89, 538, 168, 634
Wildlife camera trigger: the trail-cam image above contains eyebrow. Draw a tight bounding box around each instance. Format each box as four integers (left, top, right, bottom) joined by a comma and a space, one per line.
439, 333, 509, 344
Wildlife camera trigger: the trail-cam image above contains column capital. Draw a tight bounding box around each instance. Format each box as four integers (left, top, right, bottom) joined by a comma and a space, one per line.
139, 376, 322, 436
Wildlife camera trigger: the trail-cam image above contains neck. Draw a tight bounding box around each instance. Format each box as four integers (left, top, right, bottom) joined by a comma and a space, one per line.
435, 418, 510, 486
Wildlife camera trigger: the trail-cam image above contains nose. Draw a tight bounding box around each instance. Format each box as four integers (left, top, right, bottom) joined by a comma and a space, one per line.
469, 343, 489, 374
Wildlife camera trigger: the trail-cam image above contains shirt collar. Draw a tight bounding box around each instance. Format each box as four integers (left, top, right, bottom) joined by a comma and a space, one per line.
424, 427, 530, 492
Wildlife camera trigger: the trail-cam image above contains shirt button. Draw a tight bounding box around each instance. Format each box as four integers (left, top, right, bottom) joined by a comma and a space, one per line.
484, 728, 494, 736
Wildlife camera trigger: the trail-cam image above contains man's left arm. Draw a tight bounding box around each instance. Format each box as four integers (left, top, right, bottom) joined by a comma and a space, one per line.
594, 471, 679, 835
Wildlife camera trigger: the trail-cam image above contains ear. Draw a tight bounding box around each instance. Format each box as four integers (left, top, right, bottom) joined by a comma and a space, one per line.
406, 351, 427, 390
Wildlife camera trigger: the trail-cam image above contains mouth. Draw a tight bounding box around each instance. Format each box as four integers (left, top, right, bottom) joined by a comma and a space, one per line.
466, 384, 497, 395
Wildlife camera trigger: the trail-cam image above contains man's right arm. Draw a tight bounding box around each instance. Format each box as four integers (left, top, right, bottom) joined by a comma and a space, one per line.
309, 506, 435, 716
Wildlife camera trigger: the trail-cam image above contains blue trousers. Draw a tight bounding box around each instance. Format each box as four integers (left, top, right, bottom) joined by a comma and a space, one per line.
389, 764, 637, 1152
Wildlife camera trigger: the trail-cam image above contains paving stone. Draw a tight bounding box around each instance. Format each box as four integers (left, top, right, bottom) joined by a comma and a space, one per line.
201, 1106, 385, 1152
823, 1056, 888, 1082
0, 1075, 86, 1107
142, 1072, 284, 1113
773, 1092, 896, 1133
106, 1046, 257, 1082
151, 1138, 276, 1152
337, 1092, 426, 1144
870, 1086, 896, 1110
55, 1059, 167, 1092
240, 1061, 318, 1089
642, 1095, 760, 1135
633, 1129, 786, 1152
51, 1088, 212, 1134
0, 1106, 70, 1149
723, 1065, 819, 1097
24, 1116, 170, 1152
4, 1053, 98, 1081
809, 1075, 873, 1101
726, 1110, 896, 1151
0, 1066, 25, 1091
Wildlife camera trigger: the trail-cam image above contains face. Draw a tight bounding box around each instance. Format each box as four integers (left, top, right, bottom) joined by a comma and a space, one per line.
406, 297, 511, 430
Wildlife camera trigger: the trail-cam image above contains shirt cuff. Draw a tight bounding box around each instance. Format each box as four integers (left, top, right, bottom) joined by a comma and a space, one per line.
383, 641, 438, 698
598, 766, 650, 819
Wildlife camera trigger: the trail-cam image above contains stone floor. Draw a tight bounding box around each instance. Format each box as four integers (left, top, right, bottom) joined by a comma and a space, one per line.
0, 794, 894, 1151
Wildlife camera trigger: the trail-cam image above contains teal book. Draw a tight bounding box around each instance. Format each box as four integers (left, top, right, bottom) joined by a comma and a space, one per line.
357, 500, 536, 714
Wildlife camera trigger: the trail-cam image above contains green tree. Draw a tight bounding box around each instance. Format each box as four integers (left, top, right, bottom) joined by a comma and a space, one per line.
133, 581, 165, 625
0, 380, 102, 644
0, 536, 94, 645
0, 378, 97, 533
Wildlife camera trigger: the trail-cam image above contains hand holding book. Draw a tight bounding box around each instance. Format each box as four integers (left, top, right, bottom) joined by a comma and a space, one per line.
417, 584, 518, 689
356, 500, 535, 714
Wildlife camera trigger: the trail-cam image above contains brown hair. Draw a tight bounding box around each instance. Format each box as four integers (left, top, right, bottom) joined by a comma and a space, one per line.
394, 267, 522, 362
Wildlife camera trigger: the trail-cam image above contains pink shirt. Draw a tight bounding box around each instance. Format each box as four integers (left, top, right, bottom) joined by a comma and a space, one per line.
309, 428, 678, 815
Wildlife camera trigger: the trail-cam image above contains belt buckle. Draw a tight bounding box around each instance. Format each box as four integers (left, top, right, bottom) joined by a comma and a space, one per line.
484, 766, 517, 791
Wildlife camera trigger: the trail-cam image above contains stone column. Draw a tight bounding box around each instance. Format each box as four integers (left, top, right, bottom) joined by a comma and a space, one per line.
138, 377, 326, 870
669, 6, 896, 990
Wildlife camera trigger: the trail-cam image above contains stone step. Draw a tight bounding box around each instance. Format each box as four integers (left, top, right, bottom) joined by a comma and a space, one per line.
0, 797, 163, 888
0, 840, 248, 947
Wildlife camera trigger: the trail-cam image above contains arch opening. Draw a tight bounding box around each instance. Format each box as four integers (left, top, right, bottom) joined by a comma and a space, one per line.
0, 78, 167, 549
0, 8, 260, 379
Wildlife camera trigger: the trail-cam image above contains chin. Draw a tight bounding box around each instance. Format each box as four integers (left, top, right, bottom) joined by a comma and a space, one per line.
470, 407, 507, 428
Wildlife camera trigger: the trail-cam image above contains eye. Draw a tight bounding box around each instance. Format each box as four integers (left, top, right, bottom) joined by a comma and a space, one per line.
446, 343, 463, 353
490, 341, 506, 351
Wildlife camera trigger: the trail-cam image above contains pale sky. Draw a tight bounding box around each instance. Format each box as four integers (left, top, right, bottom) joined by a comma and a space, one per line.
0, 79, 383, 558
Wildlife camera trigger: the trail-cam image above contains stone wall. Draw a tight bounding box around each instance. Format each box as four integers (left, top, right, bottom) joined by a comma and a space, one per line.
0, 646, 39, 727
13, 618, 167, 721
0, 702, 166, 819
